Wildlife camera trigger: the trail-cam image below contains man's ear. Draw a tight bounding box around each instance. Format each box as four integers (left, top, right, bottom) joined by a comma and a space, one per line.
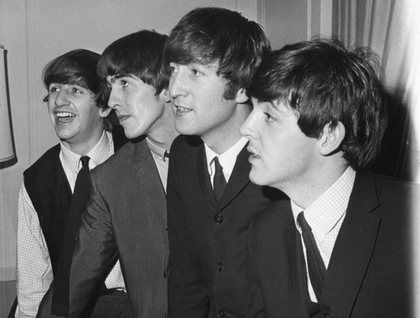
99, 107, 112, 118
234, 88, 249, 104
319, 121, 345, 156
159, 88, 171, 103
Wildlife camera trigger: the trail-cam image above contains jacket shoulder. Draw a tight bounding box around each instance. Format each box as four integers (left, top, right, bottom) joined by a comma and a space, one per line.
354, 171, 418, 225
170, 135, 201, 154
252, 199, 291, 230
92, 139, 141, 176
364, 171, 417, 203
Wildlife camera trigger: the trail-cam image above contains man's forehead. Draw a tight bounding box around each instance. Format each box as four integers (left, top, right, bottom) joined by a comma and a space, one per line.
107, 74, 136, 82
171, 60, 219, 70
252, 97, 288, 112
48, 81, 85, 88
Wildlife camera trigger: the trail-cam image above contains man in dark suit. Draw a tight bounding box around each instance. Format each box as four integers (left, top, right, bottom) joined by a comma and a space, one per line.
37, 30, 178, 317
165, 7, 284, 317
240, 38, 416, 317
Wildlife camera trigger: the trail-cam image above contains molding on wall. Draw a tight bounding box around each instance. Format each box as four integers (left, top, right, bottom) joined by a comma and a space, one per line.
307, 0, 332, 39
257, 0, 266, 30
307, 0, 312, 39
320, 0, 333, 37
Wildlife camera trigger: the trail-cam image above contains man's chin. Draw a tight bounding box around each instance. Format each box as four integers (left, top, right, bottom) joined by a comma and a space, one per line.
249, 171, 265, 186
174, 123, 196, 136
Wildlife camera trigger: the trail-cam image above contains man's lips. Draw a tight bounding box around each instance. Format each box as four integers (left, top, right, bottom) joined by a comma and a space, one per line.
117, 114, 130, 122
247, 146, 260, 159
55, 111, 75, 123
174, 104, 192, 113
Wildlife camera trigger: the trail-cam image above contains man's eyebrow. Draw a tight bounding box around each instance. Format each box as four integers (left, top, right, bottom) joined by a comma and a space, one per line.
110, 73, 132, 80
107, 74, 134, 84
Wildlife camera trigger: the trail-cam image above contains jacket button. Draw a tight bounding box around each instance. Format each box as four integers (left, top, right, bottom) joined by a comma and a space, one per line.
217, 310, 225, 318
214, 214, 224, 224
217, 262, 224, 272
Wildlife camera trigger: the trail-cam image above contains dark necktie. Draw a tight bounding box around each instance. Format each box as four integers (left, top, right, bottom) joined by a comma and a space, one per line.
212, 157, 226, 203
164, 150, 170, 160
52, 156, 90, 315
297, 212, 326, 301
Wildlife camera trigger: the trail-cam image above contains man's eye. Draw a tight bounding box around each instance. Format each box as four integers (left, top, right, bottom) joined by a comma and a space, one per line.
71, 87, 82, 94
121, 80, 129, 87
49, 86, 58, 93
168, 63, 178, 74
264, 112, 276, 122
191, 69, 203, 76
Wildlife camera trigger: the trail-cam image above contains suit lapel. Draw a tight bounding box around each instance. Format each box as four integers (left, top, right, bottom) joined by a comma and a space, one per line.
264, 203, 308, 318
218, 143, 250, 210
321, 172, 381, 317
132, 139, 166, 213
197, 143, 216, 205
194, 140, 251, 211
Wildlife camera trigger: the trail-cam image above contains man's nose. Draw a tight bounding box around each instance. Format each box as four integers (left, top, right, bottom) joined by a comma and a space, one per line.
240, 111, 257, 139
108, 88, 120, 109
169, 69, 187, 99
54, 89, 70, 107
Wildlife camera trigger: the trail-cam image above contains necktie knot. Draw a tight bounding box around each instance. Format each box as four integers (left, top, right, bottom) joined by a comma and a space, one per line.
213, 157, 224, 178
164, 150, 170, 160
80, 156, 90, 169
297, 212, 311, 232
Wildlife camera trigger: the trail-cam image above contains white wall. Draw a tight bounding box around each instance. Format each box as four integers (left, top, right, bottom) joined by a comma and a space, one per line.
0, 0, 260, 281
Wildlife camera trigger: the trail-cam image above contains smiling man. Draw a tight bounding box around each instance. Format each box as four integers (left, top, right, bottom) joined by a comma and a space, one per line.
15, 49, 127, 318
165, 7, 284, 318
241, 38, 415, 317
36, 30, 178, 318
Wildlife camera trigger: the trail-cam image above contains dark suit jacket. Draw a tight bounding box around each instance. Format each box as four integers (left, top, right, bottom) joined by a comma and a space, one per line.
167, 136, 284, 317
38, 138, 168, 318
247, 171, 415, 318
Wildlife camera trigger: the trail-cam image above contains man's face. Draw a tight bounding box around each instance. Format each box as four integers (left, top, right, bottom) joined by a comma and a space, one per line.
240, 98, 320, 190
168, 61, 239, 144
47, 83, 102, 147
107, 75, 164, 139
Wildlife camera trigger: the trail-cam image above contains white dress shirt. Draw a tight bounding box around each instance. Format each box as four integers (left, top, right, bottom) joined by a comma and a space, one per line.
16, 131, 125, 318
291, 166, 356, 302
146, 137, 170, 192
204, 137, 248, 186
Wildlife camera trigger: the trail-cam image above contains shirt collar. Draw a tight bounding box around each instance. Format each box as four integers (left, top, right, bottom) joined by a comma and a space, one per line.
146, 137, 170, 162
204, 137, 248, 181
60, 130, 112, 173
291, 166, 356, 241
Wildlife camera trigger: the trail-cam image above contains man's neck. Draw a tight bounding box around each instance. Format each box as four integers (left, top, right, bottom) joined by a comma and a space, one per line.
281, 162, 349, 209
61, 129, 104, 156
148, 103, 179, 150
203, 103, 250, 154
